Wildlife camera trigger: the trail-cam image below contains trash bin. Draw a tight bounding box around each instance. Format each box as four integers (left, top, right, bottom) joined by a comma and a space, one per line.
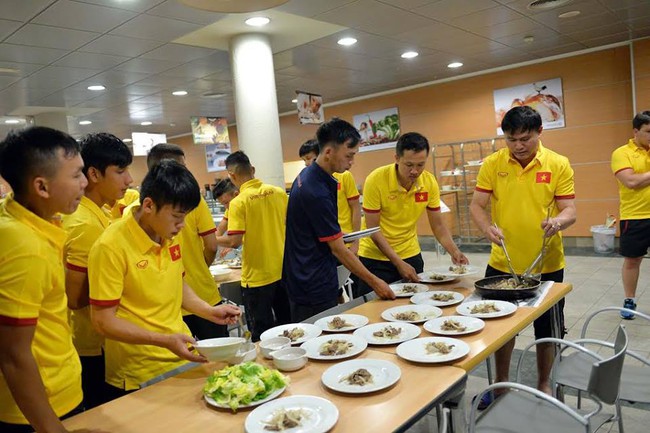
590, 225, 616, 253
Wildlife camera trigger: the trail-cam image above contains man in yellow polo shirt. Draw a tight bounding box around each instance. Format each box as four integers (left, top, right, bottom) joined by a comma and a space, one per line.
63, 133, 133, 409
216, 151, 291, 341
356, 132, 468, 297
89, 161, 240, 397
105, 187, 139, 220
0, 126, 86, 432
470, 106, 576, 405
212, 178, 238, 236
611, 111, 650, 319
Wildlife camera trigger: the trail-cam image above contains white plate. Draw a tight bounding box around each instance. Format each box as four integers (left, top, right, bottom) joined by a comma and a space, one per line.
381, 304, 442, 324
245, 395, 338, 433
321, 359, 401, 394
260, 324, 322, 345
396, 337, 470, 363
389, 282, 429, 298
353, 322, 421, 345
423, 315, 485, 336
429, 265, 480, 278
342, 227, 380, 243
314, 314, 369, 333
410, 291, 465, 307
205, 386, 286, 410
417, 272, 458, 284
228, 264, 242, 269
456, 300, 517, 319
300, 334, 368, 361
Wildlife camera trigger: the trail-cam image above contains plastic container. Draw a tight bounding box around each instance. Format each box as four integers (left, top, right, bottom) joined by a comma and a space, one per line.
590, 225, 616, 253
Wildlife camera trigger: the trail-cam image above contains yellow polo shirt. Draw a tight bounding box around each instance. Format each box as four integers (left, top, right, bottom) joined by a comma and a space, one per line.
476, 143, 575, 274
179, 197, 221, 313
611, 139, 650, 220
88, 207, 190, 390
106, 188, 140, 221
227, 178, 287, 288
0, 196, 82, 424
333, 171, 360, 234
359, 164, 441, 261
62, 196, 110, 357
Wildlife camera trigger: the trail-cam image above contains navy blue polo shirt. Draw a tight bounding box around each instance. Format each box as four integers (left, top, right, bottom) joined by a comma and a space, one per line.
282, 162, 342, 306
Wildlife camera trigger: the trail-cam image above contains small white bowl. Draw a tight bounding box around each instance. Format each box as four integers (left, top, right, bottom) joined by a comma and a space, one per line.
194, 337, 244, 361
270, 347, 308, 372
259, 337, 291, 359
226, 342, 257, 365
209, 266, 232, 282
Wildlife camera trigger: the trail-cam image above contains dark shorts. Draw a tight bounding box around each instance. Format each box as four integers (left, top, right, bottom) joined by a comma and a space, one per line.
485, 265, 565, 339
620, 219, 650, 258
353, 253, 425, 298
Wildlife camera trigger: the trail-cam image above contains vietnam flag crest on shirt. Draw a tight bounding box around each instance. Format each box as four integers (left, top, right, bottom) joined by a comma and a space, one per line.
169, 244, 181, 261
415, 191, 428, 202
536, 172, 552, 183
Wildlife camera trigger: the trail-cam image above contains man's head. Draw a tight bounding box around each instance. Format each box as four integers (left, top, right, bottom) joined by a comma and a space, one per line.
80, 133, 133, 204
632, 111, 650, 148
315, 118, 361, 174
299, 139, 319, 167
501, 106, 543, 165
139, 160, 200, 239
212, 178, 238, 208
225, 151, 254, 187
394, 132, 430, 183
0, 126, 87, 215
147, 143, 185, 169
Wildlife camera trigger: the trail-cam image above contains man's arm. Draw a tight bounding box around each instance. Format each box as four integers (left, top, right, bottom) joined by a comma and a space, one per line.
0, 325, 68, 433
215, 217, 228, 236
215, 233, 243, 249
201, 232, 218, 266
64, 268, 89, 310
327, 237, 395, 300
469, 190, 503, 245
615, 168, 650, 189
541, 198, 577, 237
426, 209, 468, 265
181, 282, 241, 325
364, 211, 419, 281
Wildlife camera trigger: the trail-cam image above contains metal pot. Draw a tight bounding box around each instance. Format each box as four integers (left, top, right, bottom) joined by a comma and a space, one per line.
474, 275, 541, 300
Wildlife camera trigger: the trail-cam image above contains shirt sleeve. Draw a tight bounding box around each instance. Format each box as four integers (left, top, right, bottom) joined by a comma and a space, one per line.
475, 157, 495, 193
611, 148, 632, 175
196, 198, 217, 236
0, 254, 49, 325
88, 242, 125, 307
64, 219, 103, 272
555, 158, 576, 200
426, 173, 441, 211
361, 172, 381, 214
227, 196, 246, 235
343, 171, 360, 200
307, 190, 342, 242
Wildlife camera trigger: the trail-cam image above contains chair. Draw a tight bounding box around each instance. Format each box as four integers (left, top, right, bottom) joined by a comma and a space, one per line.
336, 265, 354, 300
553, 307, 650, 433
301, 296, 367, 324
218, 281, 244, 336
469, 325, 628, 433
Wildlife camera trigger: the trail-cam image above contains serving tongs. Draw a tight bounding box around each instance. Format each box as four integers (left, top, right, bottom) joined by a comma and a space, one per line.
494, 223, 521, 286
224, 298, 251, 343
522, 205, 554, 280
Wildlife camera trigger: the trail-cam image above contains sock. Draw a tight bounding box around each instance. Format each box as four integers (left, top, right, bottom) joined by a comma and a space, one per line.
625, 297, 636, 303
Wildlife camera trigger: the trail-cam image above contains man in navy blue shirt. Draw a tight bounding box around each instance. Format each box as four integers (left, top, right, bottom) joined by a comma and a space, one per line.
283, 118, 395, 322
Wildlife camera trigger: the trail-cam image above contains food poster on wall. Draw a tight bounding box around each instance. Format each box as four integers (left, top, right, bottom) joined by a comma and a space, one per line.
205, 144, 230, 173
352, 107, 401, 153
191, 116, 231, 148
493, 78, 565, 135
296, 91, 324, 124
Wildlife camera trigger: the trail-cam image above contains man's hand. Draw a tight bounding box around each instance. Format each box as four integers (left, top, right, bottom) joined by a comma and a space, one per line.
349, 240, 359, 256
541, 217, 562, 238
451, 251, 469, 265
484, 224, 504, 245
218, 247, 232, 259
207, 304, 241, 325
164, 334, 206, 363
372, 279, 396, 300
396, 260, 419, 282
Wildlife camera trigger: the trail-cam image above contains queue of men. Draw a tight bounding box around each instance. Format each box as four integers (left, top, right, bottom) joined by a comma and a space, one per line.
1, 106, 648, 430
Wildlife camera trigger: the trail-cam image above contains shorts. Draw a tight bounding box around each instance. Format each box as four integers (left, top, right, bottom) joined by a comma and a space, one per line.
485, 265, 565, 339
620, 219, 650, 258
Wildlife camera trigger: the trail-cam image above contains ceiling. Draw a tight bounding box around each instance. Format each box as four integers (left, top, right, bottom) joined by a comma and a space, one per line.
0, 0, 648, 141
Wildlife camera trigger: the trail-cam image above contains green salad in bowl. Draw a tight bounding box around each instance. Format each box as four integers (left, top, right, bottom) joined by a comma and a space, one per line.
203, 362, 289, 411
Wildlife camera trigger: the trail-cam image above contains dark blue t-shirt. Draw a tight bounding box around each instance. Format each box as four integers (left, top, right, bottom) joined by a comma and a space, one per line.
282, 163, 342, 306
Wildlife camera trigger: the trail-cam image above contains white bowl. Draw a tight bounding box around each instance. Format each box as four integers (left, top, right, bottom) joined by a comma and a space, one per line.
259, 337, 291, 359
270, 347, 308, 371
209, 266, 232, 282
226, 342, 257, 365
194, 337, 244, 361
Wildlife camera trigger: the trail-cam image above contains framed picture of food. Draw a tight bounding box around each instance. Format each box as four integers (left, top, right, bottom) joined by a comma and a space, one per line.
353, 107, 401, 153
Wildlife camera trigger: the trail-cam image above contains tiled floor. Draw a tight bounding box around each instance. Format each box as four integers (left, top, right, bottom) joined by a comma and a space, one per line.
404, 251, 650, 433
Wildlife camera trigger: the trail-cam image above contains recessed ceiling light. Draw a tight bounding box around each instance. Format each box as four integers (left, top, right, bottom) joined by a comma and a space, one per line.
0, 67, 20, 74
401, 51, 419, 59
559, 10, 580, 18
524, 35, 535, 43
245, 16, 270, 27
79, 120, 92, 125
291, 98, 297, 103
448, 62, 463, 68
172, 90, 188, 96
528, 0, 572, 11
202, 92, 226, 99
337, 37, 357, 46
140, 121, 152, 126
87, 85, 105, 91
123, 138, 132, 143
4, 119, 20, 124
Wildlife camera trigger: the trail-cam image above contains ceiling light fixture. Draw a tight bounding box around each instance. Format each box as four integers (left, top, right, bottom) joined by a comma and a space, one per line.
558, 10, 580, 18
245, 16, 270, 27
524, 35, 535, 43
87, 85, 106, 91
123, 138, 132, 143
528, 0, 572, 11
291, 98, 297, 103
172, 90, 188, 96
4, 119, 20, 124
79, 120, 92, 125
337, 37, 357, 46
401, 51, 419, 59
202, 92, 226, 99
448, 62, 463, 68
140, 121, 152, 126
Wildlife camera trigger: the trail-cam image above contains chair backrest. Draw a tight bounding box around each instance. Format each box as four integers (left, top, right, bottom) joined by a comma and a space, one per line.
581, 306, 649, 338
219, 281, 244, 306
301, 296, 366, 324
337, 265, 352, 288
587, 325, 628, 405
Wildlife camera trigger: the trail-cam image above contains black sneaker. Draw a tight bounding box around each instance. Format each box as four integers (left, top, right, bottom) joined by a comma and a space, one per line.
621, 298, 637, 320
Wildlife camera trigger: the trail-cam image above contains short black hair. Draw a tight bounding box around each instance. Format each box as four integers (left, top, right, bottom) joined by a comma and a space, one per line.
140, 160, 200, 213
316, 118, 360, 153
501, 106, 542, 135
146, 143, 185, 170
633, 111, 650, 130
299, 139, 319, 157
212, 178, 237, 200
0, 126, 80, 196
396, 132, 430, 156
225, 151, 253, 176
80, 133, 132, 176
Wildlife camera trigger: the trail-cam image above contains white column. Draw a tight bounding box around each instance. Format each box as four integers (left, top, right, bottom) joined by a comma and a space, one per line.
229, 33, 285, 188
